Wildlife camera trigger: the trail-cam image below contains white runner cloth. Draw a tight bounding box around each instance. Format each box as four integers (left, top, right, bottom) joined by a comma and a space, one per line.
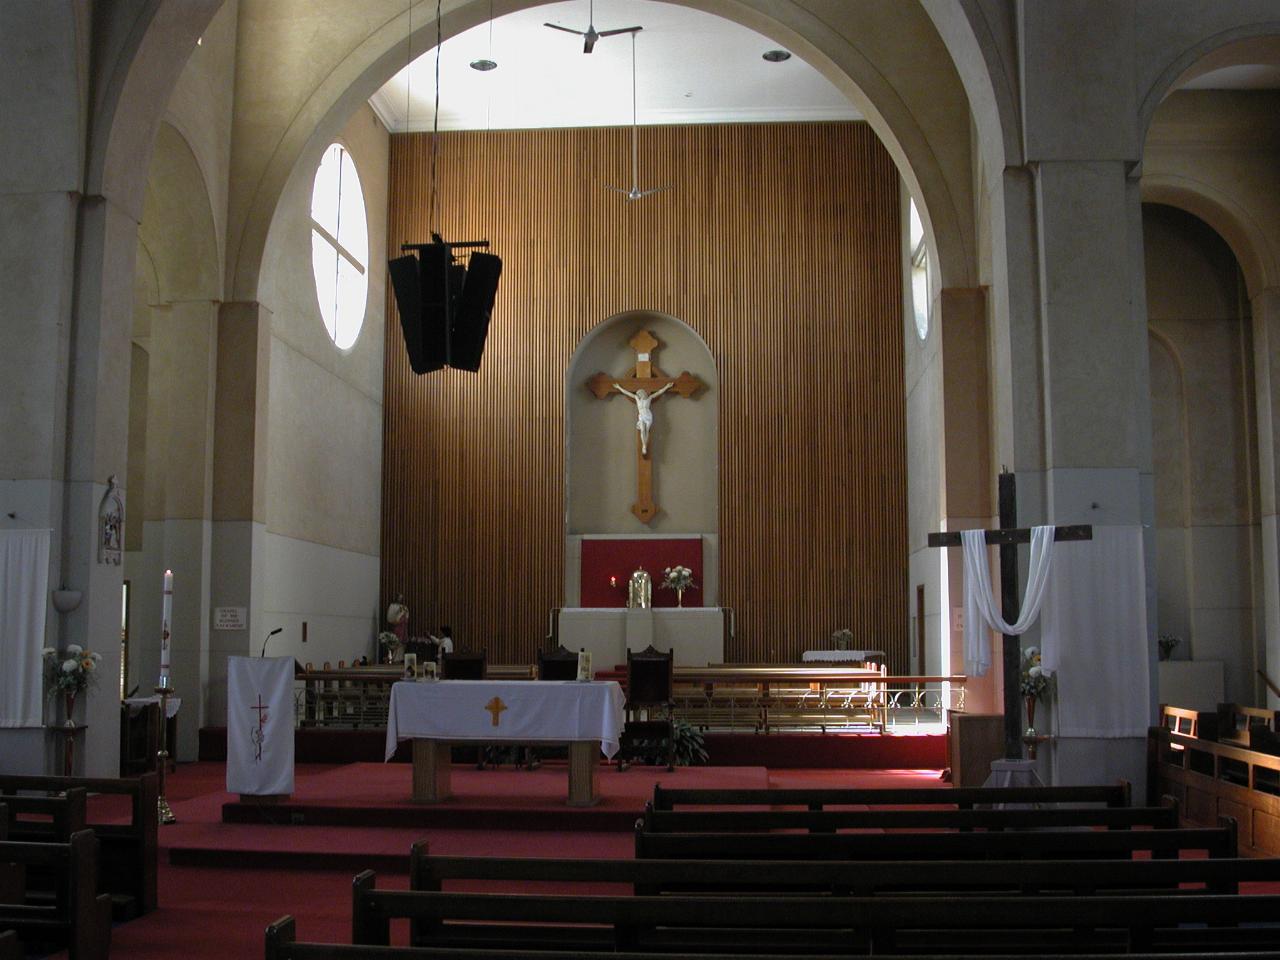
385, 680, 625, 760
226, 657, 295, 796
0, 529, 50, 728
1040, 525, 1149, 738
961, 525, 1055, 677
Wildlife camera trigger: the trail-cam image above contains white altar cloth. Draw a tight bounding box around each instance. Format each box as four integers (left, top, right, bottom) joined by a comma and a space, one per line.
124, 695, 182, 719
385, 680, 625, 759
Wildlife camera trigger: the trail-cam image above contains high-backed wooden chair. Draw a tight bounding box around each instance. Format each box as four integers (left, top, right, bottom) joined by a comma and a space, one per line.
618, 645, 675, 771
441, 651, 486, 680
538, 645, 579, 681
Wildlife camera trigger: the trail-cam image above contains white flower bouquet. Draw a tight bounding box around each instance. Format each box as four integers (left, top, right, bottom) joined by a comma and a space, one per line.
42, 644, 102, 695
661, 565, 696, 592
1019, 645, 1053, 699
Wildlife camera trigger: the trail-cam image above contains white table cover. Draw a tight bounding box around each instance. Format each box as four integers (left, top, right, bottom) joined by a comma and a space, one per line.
385, 680, 625, 760
802, 649, 885, 662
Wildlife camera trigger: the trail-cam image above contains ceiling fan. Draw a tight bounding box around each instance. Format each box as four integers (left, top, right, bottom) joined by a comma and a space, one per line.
544, 0, 642, 54
607, 30, 668, 202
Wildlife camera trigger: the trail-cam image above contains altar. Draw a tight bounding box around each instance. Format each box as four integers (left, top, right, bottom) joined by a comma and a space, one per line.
557, 607, 725, 667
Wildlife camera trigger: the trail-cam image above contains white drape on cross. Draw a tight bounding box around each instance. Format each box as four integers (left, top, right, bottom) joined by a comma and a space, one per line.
960, 525, 1055, 677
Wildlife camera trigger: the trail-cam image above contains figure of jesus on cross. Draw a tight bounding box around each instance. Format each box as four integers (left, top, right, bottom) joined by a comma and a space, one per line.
586, 330, 706, 523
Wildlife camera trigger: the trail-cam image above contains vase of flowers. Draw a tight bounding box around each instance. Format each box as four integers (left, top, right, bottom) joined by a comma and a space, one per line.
1019, 645, 1052, 738
661, 566, 697, 607
1158, 633, 1181, 661
43, 644, 101, 726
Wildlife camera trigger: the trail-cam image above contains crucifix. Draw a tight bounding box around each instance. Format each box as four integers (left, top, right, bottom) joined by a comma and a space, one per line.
586, 330, 706, 523
250, 694, 270, 762
927, 471, 1092, 761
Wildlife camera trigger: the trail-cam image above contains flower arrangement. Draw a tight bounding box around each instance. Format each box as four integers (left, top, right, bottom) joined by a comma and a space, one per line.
1019, 645, 1053, 700
831, 628, 854, 650
1158, 633, 1181, 660
660, 566, 696, 592
378, 631, 403, 663
42, 644, 102, 695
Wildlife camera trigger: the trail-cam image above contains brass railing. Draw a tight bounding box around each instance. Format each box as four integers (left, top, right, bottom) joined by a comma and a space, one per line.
294, 664, 966, 733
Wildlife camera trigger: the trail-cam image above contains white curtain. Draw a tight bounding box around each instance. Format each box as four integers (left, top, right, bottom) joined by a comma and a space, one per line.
0, 529, 51, 728
1040, 525, 1149, 738
961, 525, 1055, 677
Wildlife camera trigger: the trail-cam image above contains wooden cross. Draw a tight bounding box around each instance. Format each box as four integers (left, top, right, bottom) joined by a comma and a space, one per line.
927, 471, 1092, 762
484, 696, 508, 727
585, 330, 706, 523
251, 695, 270, 761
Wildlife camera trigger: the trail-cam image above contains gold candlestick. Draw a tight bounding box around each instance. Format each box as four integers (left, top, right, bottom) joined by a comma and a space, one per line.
155, 680, 177, 824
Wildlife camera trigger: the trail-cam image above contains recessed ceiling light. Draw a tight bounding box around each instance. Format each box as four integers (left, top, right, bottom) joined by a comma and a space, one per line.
470, 58, 498, 72
762, 49, 791, 63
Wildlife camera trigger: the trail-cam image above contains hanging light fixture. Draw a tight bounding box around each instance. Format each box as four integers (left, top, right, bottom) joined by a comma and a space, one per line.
606, 29, 668, 202
470, 0, 497, 70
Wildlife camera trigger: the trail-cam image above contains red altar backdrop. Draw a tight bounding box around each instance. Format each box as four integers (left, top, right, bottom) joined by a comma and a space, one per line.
580, 538, 703, 608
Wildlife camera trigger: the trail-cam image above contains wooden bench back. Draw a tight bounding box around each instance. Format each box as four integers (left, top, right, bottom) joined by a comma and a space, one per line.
408, 840, 1280, 898
634, 820, 1238, 861
0, 829, 112, 960
636, 801, 1177, 834
1, 788, 88, 839
351, 872, 1280, 955
651, 781, 1131, 810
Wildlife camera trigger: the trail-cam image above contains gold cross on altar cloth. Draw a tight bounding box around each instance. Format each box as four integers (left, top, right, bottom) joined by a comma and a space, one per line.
484, 697, 508, 727
585, 330, 706, 523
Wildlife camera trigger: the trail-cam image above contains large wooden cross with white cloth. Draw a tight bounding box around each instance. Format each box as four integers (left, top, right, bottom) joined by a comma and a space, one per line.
585, 330, 706, 523
928, 472, 1091, 761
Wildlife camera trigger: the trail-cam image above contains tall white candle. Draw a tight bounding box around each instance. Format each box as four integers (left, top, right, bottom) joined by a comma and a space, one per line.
160, 569, 173, 683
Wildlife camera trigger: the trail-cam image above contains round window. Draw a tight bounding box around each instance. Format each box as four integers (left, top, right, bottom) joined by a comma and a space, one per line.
310, 143, 369, 350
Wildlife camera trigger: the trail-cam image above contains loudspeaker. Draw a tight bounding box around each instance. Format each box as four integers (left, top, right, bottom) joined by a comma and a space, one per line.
449, 252, 502, 372
389, 243, 502, 374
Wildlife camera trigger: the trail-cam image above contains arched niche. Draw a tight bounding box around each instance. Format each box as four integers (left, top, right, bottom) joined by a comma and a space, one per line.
564, 311, 718, 605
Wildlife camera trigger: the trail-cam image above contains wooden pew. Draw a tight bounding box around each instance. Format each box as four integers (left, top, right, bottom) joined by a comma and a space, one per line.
409, 839, 1280, 898
651, 781, 1132, 810
2, 788, 88, 839
0, 829, 112, 960
350, 872, 1280, 954
0, 772, 159, 916
267, 914, 1280, 960
0, 930, 22, 960
634, 818, 1239, 860
636, 800, 1178, 833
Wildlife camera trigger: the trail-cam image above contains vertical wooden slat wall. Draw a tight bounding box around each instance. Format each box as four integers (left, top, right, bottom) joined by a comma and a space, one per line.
383, 122, 907, 669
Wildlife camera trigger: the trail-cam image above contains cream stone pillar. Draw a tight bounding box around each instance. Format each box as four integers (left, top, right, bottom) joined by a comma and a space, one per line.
1253, 288, 1280, 707
135, 300, 219, 761
208, 301, 273, 728
1000, 2, 1154, 787
939, 287, 1001, 714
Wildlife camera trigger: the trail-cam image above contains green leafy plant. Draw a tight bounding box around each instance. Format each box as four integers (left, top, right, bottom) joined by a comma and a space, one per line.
672, 719, 709, 766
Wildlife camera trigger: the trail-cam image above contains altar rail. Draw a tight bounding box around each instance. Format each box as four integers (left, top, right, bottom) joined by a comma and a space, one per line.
295, 665, 964, 733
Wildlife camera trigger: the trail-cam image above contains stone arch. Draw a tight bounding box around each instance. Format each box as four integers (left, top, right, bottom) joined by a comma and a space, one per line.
1137, 23, 1280, 167
227, 0, 977, 307
1141, 174, 1273, 298
139, 122, 221, 304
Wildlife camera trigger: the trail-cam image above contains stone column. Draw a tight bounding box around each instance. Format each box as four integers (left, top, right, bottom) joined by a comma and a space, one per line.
1253, 287, 1280, 707
208, 301, 273, 728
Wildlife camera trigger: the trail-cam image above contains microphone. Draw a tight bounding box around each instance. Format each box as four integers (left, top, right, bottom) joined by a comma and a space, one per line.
259, 627, 283, 658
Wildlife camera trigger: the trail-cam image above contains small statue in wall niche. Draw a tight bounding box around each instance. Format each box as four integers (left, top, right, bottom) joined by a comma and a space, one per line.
98, 475, 123, 566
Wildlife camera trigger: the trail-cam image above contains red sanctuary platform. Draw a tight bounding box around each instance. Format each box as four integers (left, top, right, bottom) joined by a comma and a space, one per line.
198, 726, 946, 770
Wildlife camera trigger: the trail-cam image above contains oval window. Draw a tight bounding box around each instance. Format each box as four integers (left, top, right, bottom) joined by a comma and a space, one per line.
310, 143, 369, 350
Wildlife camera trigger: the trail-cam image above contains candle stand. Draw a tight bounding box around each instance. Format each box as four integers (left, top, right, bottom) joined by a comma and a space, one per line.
155, 677, 177, 824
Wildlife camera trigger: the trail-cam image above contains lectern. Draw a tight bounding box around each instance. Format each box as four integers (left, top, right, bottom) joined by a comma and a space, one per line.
226, 656, 295, 798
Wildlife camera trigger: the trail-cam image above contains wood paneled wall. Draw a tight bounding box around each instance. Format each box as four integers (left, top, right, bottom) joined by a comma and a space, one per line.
382, 122, 907, 668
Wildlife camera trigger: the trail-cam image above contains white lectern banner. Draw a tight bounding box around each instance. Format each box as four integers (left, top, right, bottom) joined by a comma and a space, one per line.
226, 656, 294, 796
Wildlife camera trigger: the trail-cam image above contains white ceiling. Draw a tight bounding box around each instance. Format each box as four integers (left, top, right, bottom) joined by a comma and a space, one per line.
368, 0, 860, 132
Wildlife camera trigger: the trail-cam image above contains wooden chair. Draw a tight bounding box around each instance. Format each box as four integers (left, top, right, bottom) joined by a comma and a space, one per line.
618, 645, 674, 771
441, 651, 486, 680
537, 645, 579, 681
